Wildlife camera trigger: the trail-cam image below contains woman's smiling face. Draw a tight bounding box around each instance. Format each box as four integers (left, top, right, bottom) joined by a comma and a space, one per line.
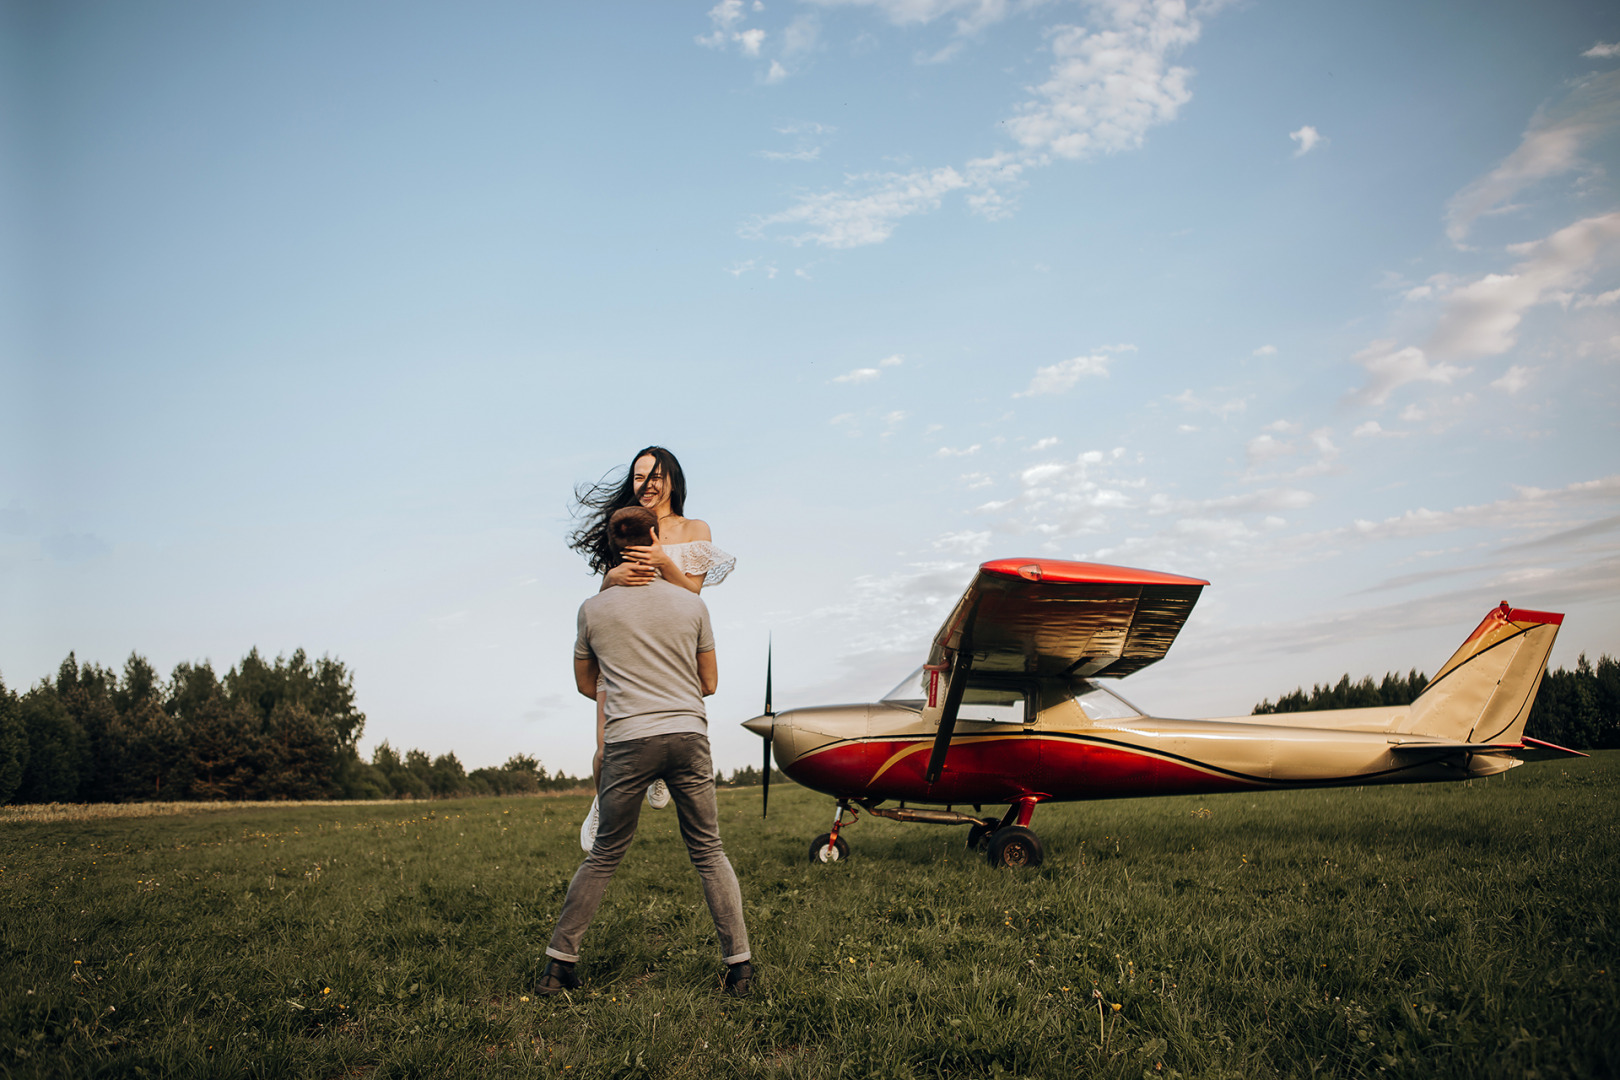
633, 454, 667, 512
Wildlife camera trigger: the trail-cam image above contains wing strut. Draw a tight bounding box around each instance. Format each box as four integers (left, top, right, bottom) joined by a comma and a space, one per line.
925, 602, 978, 785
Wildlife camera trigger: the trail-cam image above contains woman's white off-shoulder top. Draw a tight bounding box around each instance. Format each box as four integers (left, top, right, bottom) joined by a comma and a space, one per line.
663, 541, 736, 586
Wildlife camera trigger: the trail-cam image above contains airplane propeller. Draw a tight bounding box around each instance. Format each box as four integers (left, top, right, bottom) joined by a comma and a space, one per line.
762, 638, 772, 817
740, 638, 776, 817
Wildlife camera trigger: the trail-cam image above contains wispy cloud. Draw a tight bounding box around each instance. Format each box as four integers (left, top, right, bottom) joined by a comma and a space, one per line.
1014, 352, 1111, 396
1172, 388, 1248, 419
745, 0, 1213, 247
1346, 340, 1468, 407
1444, 70, 1620, 245
833, 367, 881, 383
1490, 364, 1536, 394
1427, 212, 1620, 358
1583, 41, 1620, 60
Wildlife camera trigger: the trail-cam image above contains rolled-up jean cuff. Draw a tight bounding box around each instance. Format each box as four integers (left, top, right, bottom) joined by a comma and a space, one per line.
545, 947, 580, 963
723, 950, 751, 965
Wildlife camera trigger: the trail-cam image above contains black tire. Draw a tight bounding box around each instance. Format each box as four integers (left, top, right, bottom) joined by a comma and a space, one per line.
809, 833, 850, 863
987, 826, 1043, 869
966, 822, 995, 852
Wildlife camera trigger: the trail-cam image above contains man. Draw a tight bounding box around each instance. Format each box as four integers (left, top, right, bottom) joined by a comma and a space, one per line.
539, 505, 753, 997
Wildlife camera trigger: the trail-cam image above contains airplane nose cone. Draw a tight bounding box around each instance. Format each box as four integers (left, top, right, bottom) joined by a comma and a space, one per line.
742, 714, 774, 738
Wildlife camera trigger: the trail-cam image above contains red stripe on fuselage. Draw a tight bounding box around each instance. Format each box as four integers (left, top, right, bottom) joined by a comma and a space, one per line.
788, 734, 1260, 804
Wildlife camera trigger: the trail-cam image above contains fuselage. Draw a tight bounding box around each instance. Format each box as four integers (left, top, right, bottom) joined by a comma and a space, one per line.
761, 676, 1517, 809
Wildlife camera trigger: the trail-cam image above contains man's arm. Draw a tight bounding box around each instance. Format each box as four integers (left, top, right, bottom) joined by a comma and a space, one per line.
697, 649, 718, 697
574, 656, 601, 700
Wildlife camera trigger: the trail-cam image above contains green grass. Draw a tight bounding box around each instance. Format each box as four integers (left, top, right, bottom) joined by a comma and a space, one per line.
3, 755, 1617, 1079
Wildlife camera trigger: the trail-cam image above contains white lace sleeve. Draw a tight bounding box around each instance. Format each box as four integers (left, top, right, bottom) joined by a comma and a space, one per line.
666, 540, 736, 586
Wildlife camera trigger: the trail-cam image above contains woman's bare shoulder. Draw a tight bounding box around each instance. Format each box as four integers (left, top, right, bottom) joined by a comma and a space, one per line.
657, 515, 710, 544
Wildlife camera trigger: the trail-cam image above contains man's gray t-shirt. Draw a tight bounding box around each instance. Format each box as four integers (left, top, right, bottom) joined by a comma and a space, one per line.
575, 580, 715, 743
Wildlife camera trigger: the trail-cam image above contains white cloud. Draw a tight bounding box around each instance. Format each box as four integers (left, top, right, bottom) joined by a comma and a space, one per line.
880, 354, 904, 366
1404, 285, 1433, 301
1246, 433, 1291, 463
742, 166, 971, 248
833, 366, 881, 383
1253, 344, 1277, 357
1288, 125, 1322, 156
1006, 1, 1203, 160
1172, 388, 1248, 419
759, 146, 822, 162
737, 27, 767, 55
1575, 287, 1620, 308
1352, 420, 1406, 438
1014, 352, 1111, 396
961, 471, 994, 489
1346, 339, 1468, 407
1427, 212, 1620, 358
1491, 364, 1536, 394
766, 59, 788, 82
1584, 42, 1620, 59
1029, 436, 1060, 451
782, 15, 821, 56
936, 444, 982, 457
747, 0, 1213, 247
933, 529, 992, 555
805, 0, 1020, 36
1444, 70, 1620, 245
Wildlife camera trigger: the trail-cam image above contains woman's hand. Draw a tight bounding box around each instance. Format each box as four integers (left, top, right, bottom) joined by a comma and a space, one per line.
621, 535, 679, 578
623, 536, 705, 593
603, 560, 657, 588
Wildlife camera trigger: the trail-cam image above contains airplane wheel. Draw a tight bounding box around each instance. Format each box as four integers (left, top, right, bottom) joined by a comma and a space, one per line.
987, 826, 1043, 869
809, 833, 850, 864
966, 822, 995, 852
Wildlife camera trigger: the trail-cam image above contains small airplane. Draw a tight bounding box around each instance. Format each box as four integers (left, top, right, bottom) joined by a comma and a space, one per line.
741, 557, 1583, 868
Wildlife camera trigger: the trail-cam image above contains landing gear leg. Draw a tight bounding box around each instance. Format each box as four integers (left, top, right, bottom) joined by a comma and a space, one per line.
986, 797, 1044, 869
809, 800, 855, 864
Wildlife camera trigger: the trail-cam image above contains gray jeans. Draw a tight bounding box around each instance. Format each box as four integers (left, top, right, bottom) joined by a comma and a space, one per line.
546, 731, 751, 966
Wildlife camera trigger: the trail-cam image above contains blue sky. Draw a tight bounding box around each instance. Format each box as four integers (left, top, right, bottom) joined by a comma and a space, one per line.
4, 0, 1618, 776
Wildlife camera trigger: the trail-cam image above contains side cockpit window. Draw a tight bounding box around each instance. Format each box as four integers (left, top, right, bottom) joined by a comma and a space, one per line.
1069, 679, 1143, 721
958, 683, 1030, 724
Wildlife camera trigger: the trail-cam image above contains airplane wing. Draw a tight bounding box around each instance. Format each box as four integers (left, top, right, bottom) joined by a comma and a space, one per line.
926, 558, 1209, 679
920, 558, 1207, 784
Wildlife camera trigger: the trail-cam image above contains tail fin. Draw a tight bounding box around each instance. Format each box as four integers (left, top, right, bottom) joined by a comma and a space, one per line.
1407, 603, 1563, 743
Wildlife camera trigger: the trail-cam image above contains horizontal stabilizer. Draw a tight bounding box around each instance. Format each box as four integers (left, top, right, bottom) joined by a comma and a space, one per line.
1516, 736, 1589, 760
1387, 736, 1588, 760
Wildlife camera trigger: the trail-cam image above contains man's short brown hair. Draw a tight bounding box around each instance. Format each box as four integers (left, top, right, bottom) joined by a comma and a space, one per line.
608, 506, 658, 556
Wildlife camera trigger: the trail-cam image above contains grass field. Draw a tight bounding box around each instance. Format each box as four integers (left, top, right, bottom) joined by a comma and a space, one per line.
3, 754, 1616, 1079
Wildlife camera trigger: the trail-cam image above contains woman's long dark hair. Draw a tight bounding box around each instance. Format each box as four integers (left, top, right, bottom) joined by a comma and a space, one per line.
568, 446, 688, 576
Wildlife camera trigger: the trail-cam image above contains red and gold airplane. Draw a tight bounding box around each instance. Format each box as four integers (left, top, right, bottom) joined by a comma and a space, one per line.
742, 558, 1582, 868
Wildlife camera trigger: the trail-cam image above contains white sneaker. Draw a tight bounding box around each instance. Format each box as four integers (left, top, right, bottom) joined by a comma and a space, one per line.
646, 779, 671, 809
579, 797, 600, 852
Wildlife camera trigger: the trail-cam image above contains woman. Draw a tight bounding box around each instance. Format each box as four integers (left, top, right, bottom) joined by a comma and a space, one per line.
569, 445, 734, 593
569, 446, 734, 847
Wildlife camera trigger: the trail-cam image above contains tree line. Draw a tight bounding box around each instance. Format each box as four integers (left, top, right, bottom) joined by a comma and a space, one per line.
1251, 654, 1619, 750
0, 650, 587, 806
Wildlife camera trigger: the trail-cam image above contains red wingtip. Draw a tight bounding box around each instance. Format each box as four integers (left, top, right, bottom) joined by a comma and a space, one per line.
979, 557, 1209, 588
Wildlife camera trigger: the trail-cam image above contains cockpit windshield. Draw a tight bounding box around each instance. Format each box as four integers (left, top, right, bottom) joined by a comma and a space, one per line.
879, 666, 1144, 719
880, 665, 927, 709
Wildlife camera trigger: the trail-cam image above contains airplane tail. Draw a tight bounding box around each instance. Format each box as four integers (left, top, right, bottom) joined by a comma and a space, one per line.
1406, 603, 1563, 744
